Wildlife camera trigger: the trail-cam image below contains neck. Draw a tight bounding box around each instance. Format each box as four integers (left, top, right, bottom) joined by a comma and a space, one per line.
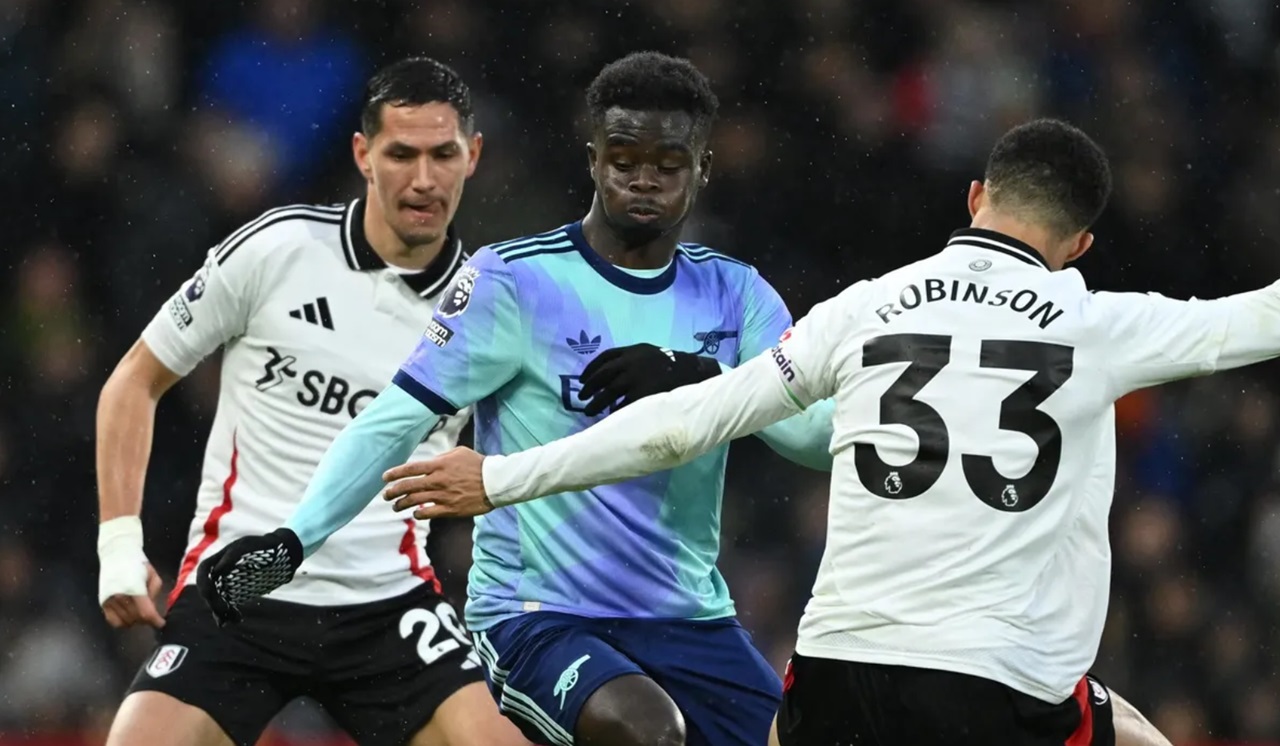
580, 196, 679, 270
969, 209, 1062, 270
363, 197, 446, 271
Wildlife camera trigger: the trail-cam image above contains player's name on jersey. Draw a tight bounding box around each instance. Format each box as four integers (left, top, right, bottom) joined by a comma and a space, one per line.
874, 278, 1064, 329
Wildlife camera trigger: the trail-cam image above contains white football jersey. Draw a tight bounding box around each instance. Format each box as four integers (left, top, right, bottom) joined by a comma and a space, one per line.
773, 228, 1280, 701
143, 200, 470, 606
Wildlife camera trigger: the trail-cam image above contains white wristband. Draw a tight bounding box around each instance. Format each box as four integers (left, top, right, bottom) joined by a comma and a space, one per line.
97, 516, 149, 604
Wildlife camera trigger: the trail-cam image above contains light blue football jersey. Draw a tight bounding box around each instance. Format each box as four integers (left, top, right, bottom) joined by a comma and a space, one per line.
393, 221, 793, 630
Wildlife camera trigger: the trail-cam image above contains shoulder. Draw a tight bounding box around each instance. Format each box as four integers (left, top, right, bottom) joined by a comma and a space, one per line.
484, 226, 577, 266
213, 202, 347, 270
676, 242, 754, 272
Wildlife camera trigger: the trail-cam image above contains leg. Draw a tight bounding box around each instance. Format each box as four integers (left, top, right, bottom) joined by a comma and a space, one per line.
313, 587, 498, 746
1110, 689, 1173, 746
106, 691, 233, 746
408, 681, 534, 746
575, 674, 686, 746
473, 613, 681, 746
115, 588, 293, 746
608, 618, 778, 746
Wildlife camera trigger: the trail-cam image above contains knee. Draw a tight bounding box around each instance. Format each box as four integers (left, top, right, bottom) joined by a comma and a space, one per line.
576, 675, 686, 746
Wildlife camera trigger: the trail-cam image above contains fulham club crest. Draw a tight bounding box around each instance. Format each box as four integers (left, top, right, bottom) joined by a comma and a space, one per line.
145, 644, 189, 678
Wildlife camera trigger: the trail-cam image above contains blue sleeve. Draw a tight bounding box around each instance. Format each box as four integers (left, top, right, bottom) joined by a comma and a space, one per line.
393, 248, 523, 415
285, 385, 438, 556
738, 270, 835, 471
738, 268, 796, 363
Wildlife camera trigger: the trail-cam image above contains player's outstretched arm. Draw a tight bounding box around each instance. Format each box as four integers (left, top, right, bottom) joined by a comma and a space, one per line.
752, 398, 835, 471
196, 384, 439, 625
96, 339, 182, 629
386, 352, 801, 519
384, 288, 854, 516
1090, 278, 1280, 397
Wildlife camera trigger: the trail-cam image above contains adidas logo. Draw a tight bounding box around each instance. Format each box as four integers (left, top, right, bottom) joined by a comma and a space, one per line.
566, 331, 601, 355
289, 297, 334, 330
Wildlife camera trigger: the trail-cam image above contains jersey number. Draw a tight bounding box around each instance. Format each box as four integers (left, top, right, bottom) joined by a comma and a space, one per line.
399, 602, 480, 669
855, 334, 1073, 512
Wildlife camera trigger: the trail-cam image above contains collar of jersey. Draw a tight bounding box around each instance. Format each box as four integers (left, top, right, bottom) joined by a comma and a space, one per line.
946, 228, 1051, 271
340, 198, 466, 298
566, 220, 679, 295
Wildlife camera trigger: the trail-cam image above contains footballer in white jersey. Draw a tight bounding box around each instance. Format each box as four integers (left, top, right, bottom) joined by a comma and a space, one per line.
96, 58, 531, 746
390, 121, 1211, 746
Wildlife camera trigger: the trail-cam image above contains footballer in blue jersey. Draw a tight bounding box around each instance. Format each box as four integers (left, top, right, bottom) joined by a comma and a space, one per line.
200, 52, 833, 746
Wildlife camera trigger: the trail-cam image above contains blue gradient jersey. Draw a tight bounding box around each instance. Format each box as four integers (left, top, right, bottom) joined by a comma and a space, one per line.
392, 221, 792, 630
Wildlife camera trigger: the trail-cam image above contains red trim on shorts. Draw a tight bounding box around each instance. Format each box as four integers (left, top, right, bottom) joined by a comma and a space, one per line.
167, 434, 239, 609
1065, 676, 1095, 746
399, 518, 442, 593
783, 659, 795, 693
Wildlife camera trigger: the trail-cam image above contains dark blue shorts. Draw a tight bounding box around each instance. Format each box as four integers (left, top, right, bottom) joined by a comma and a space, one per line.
473, 612, 781, 746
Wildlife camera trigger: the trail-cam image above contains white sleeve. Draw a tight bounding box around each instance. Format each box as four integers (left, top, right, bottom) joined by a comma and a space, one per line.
1088, 281, 1280, 397
769, 282, 867, 408
483, 353, 802, 507
140, 242, 263, 376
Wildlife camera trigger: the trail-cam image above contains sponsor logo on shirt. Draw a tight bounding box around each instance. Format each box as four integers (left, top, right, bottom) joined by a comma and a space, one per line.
771, 345, 796, 382
425, 319, 454, 348
168, 295, 193, 330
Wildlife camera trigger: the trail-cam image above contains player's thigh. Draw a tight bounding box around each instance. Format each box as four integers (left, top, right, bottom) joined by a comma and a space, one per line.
1106, 686, 1172, 746
409, 680, 533, 746
121, 588, 295, 746
107, 691, 234, 746
610, 618, 779, 746
312, 586, 489, 746
474, 612, 651, 746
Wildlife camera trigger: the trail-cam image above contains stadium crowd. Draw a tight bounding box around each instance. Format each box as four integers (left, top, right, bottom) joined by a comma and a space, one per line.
3, 0, 1280, 742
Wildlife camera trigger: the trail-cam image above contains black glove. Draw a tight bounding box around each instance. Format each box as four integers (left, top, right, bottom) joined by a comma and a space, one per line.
196, 528, 303, 627
578, 343, 721, 417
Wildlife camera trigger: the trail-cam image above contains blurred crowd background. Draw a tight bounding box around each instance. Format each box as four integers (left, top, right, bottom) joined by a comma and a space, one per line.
4, 0, 1280, 743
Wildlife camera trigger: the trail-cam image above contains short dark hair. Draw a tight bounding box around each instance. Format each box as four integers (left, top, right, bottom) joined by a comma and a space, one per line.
361, 57, 473, 138
984, 119, 1112, 237
586, 52, 719, 144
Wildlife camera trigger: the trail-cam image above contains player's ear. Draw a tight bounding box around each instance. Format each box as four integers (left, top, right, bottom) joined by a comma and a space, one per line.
698, 149, 713, 189
586, 141, 598, 181
1065, 231, 1094, 264
465, 131, 483, 178
353, 132, 373, 181
967, 180, 984, 218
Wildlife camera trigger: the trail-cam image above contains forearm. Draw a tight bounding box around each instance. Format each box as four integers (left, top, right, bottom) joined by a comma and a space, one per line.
285, 384, 439, 555
484, 354, 799, 505
1214, 282, 1280, 370
754, 398, 835, 471
96, 373, 161, 522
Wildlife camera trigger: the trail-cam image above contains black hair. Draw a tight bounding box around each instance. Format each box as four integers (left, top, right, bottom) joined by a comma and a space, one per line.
361, 57, 473, 137
984, 118, 1112, 236
586, 51, 719, 143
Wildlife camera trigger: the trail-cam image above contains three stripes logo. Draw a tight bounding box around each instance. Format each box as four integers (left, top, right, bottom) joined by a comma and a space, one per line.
289, 297, 335, 330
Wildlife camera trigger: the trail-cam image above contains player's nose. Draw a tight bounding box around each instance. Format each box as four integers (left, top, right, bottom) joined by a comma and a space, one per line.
627, 164, 662, 192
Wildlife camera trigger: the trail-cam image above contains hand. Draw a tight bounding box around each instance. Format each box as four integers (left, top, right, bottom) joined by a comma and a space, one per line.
196, 528, 302, 627
101, 561, 166, 629
578, 344, 721, 416
383, 447, 493, 520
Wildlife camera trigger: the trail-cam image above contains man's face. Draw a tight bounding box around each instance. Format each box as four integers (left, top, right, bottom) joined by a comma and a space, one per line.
588, 107, 711, 245
354, 102, 482, 249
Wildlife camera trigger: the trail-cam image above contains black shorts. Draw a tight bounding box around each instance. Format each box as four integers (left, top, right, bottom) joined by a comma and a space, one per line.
777, 654, 1115, 746
127, 584, 485, 746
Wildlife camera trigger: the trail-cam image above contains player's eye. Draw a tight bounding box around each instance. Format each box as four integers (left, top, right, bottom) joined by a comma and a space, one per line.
612, 160, 635, 171
658, 162, 684, 174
